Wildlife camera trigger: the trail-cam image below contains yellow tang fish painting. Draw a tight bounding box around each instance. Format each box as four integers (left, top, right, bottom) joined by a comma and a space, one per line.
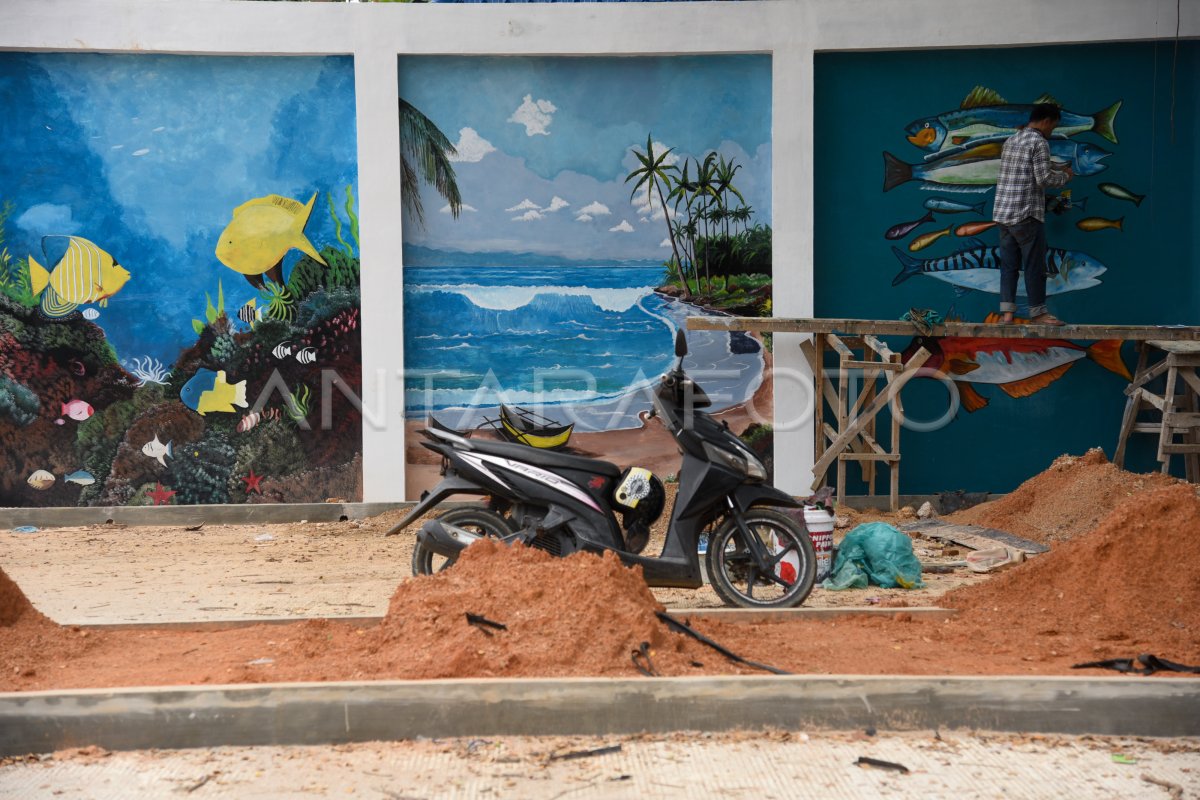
215, 192, 328, 289
28, 236, 132, 318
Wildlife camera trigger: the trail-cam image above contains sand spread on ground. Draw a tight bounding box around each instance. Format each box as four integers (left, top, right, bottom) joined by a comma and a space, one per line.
2, 453, 1198, 690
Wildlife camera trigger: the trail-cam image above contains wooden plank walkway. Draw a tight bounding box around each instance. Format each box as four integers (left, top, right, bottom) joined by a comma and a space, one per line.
688, 316, 1200, 341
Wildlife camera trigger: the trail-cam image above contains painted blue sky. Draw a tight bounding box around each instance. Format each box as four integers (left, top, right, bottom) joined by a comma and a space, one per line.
0, 53, 358, 364
397, 55, 772, 263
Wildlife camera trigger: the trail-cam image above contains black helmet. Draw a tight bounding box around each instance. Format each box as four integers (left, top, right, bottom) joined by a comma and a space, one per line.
612, 467, 665, 554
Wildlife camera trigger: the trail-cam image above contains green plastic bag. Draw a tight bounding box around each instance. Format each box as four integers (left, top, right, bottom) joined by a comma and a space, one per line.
821, 522, 925, 590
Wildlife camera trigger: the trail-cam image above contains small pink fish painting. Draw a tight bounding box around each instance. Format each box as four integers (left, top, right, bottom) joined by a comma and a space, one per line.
59, 399, 94, 423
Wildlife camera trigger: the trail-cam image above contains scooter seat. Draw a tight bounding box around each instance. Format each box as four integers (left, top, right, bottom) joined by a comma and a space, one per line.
462, 437, 622, 479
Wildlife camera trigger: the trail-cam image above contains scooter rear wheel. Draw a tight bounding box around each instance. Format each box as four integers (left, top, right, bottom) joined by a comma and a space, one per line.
411, 507, 515, 576
706, 508, 817, 608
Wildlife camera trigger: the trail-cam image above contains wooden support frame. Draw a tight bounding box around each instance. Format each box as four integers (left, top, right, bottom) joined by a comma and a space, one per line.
697, 318, 1200, 506
1114, 340, 1200, 480
800, 333, 928, 510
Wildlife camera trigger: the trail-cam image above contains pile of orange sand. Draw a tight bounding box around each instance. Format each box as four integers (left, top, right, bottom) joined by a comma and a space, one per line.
370, 538, 709, 678
1, 567, 44, 628
949, 448, 1180, 545
945, 483, 1200, 657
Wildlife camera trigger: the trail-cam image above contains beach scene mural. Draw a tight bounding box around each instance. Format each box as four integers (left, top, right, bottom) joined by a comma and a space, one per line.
815, 42, 1198, 492
0, 53, 361, 507
397, 55, 773, 493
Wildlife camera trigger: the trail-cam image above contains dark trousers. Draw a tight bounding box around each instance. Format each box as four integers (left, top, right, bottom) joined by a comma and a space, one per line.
997, 218, 1048, 317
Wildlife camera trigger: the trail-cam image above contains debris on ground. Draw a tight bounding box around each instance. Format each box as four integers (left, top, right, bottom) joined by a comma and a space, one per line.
937, 489, 992, 514
964, 546, 1025, 574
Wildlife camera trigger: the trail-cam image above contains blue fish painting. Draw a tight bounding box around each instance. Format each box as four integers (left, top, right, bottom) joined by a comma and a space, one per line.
923, 197, 987, 215
883, 139, 1110, 193
890, 245, 1106, 296
903, 86, 1121, 155
179, 368, 249, 415
63, 469, 96, 486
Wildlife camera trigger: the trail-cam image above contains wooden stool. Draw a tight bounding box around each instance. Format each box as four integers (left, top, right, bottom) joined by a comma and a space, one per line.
1114, 340, 1200, 480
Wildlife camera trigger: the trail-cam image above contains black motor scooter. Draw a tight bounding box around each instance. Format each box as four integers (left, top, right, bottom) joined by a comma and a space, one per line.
386, 330, 817, 608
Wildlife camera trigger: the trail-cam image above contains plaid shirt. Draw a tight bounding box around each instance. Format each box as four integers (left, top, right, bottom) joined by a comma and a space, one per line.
992, 127, 1069, 225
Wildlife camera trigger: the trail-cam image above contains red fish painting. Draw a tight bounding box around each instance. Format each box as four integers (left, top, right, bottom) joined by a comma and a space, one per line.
902, 313, 1132, 412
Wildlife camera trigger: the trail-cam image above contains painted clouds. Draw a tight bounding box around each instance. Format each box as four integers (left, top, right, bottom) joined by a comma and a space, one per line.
398, 55, 771, 262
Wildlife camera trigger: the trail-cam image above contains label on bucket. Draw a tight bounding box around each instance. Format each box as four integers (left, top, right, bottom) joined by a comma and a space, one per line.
804, 505, 835, 581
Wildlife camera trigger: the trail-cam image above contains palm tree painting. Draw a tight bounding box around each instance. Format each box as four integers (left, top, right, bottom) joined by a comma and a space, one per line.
398, 98, 462, 228
625, 135, 691, 299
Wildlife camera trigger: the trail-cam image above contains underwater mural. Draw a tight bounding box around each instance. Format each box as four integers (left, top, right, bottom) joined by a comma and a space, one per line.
0, 53, 362, 507
397, 55, 774, 494
815, 42, 1198, 491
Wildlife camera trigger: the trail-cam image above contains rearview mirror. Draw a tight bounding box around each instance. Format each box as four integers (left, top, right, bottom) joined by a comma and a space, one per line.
674, 329, 688, 358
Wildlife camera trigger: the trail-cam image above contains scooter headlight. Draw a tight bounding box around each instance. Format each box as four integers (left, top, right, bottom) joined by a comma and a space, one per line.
702, 441, 768, 482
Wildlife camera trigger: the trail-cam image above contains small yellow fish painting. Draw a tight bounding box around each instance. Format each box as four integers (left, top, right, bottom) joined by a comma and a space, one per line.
28, 236, 132, 318
215, 192, 328, 289
1076, 216, 1124, 232
180, 368, 249, 415
908, 226, 952, 252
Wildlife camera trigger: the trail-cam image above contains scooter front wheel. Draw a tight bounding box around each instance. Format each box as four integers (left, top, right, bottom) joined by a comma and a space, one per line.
706, 508, 817, 608
411, 507, 515, 576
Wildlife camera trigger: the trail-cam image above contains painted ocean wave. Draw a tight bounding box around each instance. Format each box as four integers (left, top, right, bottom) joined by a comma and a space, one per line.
402, 265, 764, 429
407, 282, 654, 313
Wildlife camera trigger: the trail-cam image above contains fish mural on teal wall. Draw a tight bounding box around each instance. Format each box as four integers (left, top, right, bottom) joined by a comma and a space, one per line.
903, 86, 1121, 155
878, 82, 1150, 414
815, 42, 1195, 492
883, 138, 1112, 193
890, 244, 1106, 296
900, 313, 1132, 412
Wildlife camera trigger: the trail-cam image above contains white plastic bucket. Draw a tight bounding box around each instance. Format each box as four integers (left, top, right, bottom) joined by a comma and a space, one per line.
803, 505, 835, 581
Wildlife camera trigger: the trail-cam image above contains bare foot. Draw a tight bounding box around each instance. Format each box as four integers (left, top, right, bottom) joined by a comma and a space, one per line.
1031, 313, 1066, 326
997, 312, 1014, 324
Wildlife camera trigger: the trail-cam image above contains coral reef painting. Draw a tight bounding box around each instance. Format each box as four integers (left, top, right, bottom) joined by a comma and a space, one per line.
0, 53, 362, 507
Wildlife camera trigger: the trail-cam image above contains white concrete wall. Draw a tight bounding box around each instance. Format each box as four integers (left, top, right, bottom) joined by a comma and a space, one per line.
2, 0, 1195, 501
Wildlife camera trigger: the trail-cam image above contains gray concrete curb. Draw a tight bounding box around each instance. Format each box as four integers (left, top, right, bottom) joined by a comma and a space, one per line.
3, 494, 1002, 528
75, 606, 956, 631
1, 501, 404, 528
2, 675, 1197, 757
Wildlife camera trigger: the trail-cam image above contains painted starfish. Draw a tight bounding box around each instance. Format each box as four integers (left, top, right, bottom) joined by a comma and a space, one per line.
146, 482, 176, 506
242, 469, 264, 495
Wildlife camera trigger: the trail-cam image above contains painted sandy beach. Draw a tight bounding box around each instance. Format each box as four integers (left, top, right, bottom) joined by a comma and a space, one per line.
404, 323, 773, 497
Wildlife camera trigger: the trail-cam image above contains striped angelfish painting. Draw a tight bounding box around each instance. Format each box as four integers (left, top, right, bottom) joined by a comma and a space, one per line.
28, 236, 133, 318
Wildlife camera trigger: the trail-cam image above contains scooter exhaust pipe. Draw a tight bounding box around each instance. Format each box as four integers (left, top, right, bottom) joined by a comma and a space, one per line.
415, 518, 482, 560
